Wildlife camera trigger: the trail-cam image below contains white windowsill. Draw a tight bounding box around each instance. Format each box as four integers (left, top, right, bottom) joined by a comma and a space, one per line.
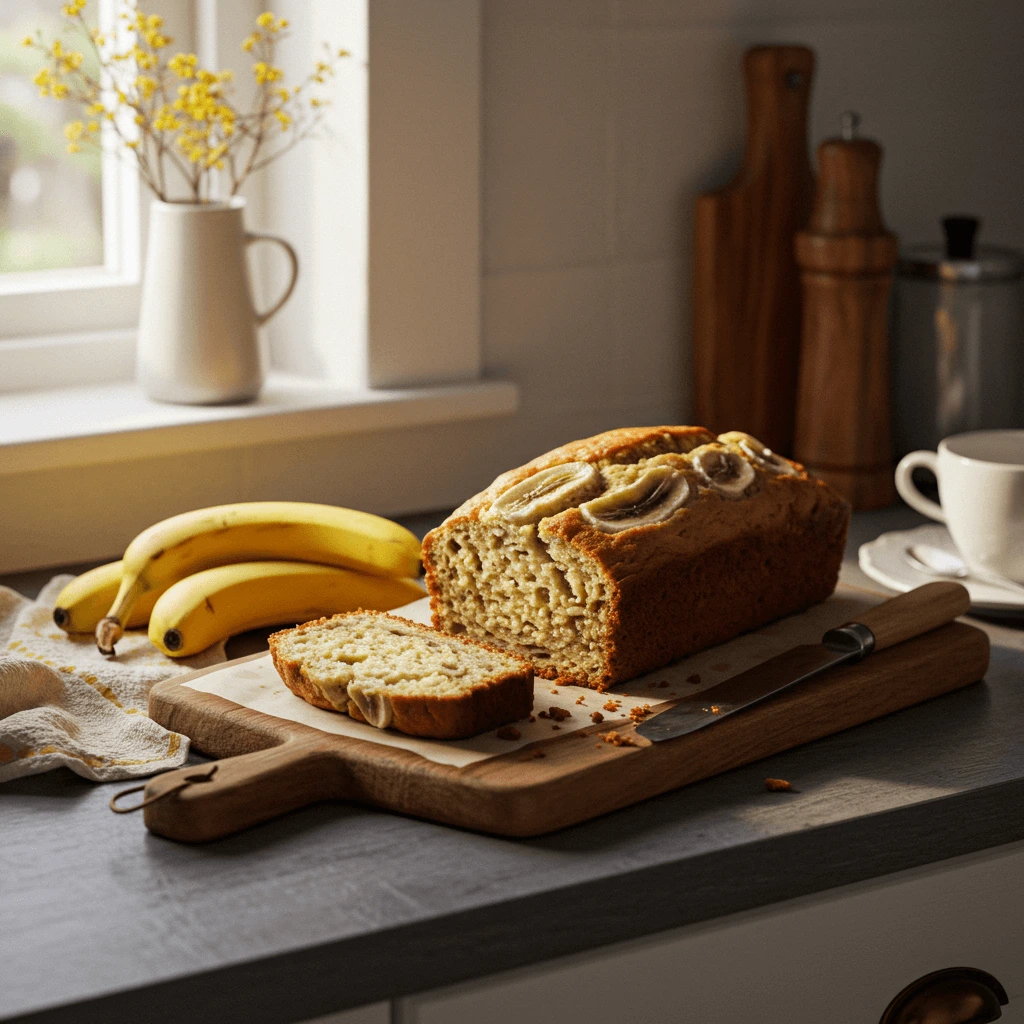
0, 373, 519, 476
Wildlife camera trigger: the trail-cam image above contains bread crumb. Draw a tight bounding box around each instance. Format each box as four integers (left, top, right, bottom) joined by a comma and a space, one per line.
550, 688, 559, 695
495, 726, 521, 741
628, 704, 652, 723
590, 711, 604, 724
657, 680, 669, 688
686, 673, 701, 685
602, 699, 621, 712
546, 706, 571, 722
575, 696, 587, 705
528, 715, 536, 723
707, 704, 722, 715
552, 724, 561, 730
599, 730, 637, 748
765, 778, 792, 792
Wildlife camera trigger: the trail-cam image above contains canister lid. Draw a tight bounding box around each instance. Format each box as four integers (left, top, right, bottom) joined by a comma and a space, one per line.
898, 245, 1024, 281
899, 215, 1023, 281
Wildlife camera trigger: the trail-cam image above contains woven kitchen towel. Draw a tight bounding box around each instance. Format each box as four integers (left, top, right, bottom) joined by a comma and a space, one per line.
0, 576, 225, 783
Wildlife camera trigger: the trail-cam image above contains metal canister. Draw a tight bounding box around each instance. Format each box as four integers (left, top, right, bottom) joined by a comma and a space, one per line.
892, 216, 1024, 457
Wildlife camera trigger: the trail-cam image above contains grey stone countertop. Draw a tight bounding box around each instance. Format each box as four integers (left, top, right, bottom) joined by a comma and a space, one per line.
2, 507, 1023, 1024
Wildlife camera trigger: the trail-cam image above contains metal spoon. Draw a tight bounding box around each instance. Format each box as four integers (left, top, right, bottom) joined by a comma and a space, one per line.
905, 543, 1024, 598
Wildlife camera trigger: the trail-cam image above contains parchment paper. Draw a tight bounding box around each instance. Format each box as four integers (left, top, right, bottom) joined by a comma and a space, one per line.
183, 588, 882, 769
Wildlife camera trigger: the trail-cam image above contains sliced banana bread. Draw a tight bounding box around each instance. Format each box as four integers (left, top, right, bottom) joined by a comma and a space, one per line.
269, 611, 533, 739
422, 426, 851, 690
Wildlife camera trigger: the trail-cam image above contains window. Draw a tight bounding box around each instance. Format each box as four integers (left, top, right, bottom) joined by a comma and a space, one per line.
0, 0, 482, 393
0, 0, 106, 274
0, 0, 141, 348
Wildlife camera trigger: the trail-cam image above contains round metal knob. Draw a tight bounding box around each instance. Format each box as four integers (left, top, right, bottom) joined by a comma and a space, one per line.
879, 967, 1008, 1024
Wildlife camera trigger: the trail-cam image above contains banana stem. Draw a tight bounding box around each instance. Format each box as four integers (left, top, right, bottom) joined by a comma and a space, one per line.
95, 575, 149, 655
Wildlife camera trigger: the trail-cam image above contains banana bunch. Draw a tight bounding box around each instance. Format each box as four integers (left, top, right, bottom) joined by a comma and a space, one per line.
53, 502, 424, 657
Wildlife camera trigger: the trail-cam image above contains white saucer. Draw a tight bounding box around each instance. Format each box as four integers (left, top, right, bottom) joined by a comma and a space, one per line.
859, 523, 1024, 618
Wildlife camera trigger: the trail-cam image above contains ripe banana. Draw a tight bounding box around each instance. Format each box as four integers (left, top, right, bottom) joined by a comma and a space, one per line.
148, 561, 426, 658
96, 502, 422, 655
53, 561, 168, 633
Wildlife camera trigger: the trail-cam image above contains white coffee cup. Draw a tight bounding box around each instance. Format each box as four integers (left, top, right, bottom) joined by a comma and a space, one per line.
895, 430, 1024, 584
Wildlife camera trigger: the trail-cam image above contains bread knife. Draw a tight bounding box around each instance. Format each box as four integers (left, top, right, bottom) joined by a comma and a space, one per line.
636, 582, 970, 743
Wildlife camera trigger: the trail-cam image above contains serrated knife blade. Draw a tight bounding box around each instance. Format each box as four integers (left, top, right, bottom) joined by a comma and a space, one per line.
635, 582, 971, 744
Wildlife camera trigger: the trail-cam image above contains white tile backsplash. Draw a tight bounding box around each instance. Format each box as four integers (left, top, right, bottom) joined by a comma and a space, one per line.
483, 23, 614, 272
480, 0, 1022, 448
484, 0, 613, 28
613, 28, 747, 260
483, 264, 618, 412
613, 256, 689, 418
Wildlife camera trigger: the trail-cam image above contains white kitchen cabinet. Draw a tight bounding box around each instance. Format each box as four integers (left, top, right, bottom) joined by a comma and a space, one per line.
395, 840, 1024, 1024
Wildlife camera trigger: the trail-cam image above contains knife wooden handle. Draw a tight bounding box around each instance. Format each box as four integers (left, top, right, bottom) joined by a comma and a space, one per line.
854, 582, 970, 652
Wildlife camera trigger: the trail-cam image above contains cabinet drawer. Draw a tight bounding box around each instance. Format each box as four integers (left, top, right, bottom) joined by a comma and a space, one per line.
397, 841, 1024, 1024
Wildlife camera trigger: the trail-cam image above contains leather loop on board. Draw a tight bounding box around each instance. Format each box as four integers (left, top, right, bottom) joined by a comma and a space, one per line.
110, 764, 219, 814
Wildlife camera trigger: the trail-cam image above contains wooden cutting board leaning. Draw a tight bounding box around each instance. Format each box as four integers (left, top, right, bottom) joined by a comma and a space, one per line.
692, 45, 815, 455
139, 584, 989, 842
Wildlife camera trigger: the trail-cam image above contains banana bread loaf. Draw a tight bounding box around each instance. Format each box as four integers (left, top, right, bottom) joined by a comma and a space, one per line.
422, 426, 850, 690
269, 611, 533, 739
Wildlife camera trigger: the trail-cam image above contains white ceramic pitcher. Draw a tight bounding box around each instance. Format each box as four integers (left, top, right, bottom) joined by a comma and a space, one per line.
136, 198, 298, 405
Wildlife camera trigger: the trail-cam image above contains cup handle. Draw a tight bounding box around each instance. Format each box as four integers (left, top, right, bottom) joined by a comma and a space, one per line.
894, 450, 945, 522
245, 232, 299, 326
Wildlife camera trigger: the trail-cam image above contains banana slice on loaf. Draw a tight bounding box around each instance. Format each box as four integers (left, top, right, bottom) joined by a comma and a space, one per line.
269, 611, 533, 739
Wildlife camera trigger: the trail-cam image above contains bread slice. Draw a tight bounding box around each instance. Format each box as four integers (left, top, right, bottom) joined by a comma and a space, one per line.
269, 611, 533, 740
422, 425, 850, 690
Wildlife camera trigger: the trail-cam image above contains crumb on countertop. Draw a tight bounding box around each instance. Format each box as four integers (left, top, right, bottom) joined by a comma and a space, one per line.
575, 696, 587, 705
657, 680, 670, 688
602, 699, 621, 712
495, 725, 521, 741
628, 704, 652, 723
528, 715, 536, 723
590, 711, 604, 724
686, 673, 701, 685
765, 778, 792, 792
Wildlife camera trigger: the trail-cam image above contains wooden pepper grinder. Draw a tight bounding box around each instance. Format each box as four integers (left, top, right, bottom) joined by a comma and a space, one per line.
793, 112, 898, 509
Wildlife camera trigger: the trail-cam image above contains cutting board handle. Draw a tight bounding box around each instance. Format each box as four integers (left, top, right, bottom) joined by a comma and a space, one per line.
138, 738, 347, 843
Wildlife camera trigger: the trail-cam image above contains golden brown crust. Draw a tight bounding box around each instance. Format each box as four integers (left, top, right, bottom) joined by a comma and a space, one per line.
422, 425, 851, 690
268, 611, 534, 740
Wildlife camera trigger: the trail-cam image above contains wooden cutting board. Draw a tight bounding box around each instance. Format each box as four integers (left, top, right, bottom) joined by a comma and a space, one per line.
143, 586, 988, 842
692, 45, 815, 455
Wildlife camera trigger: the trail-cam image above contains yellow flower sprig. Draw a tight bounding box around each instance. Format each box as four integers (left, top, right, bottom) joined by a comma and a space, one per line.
25, 2, 348, 202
